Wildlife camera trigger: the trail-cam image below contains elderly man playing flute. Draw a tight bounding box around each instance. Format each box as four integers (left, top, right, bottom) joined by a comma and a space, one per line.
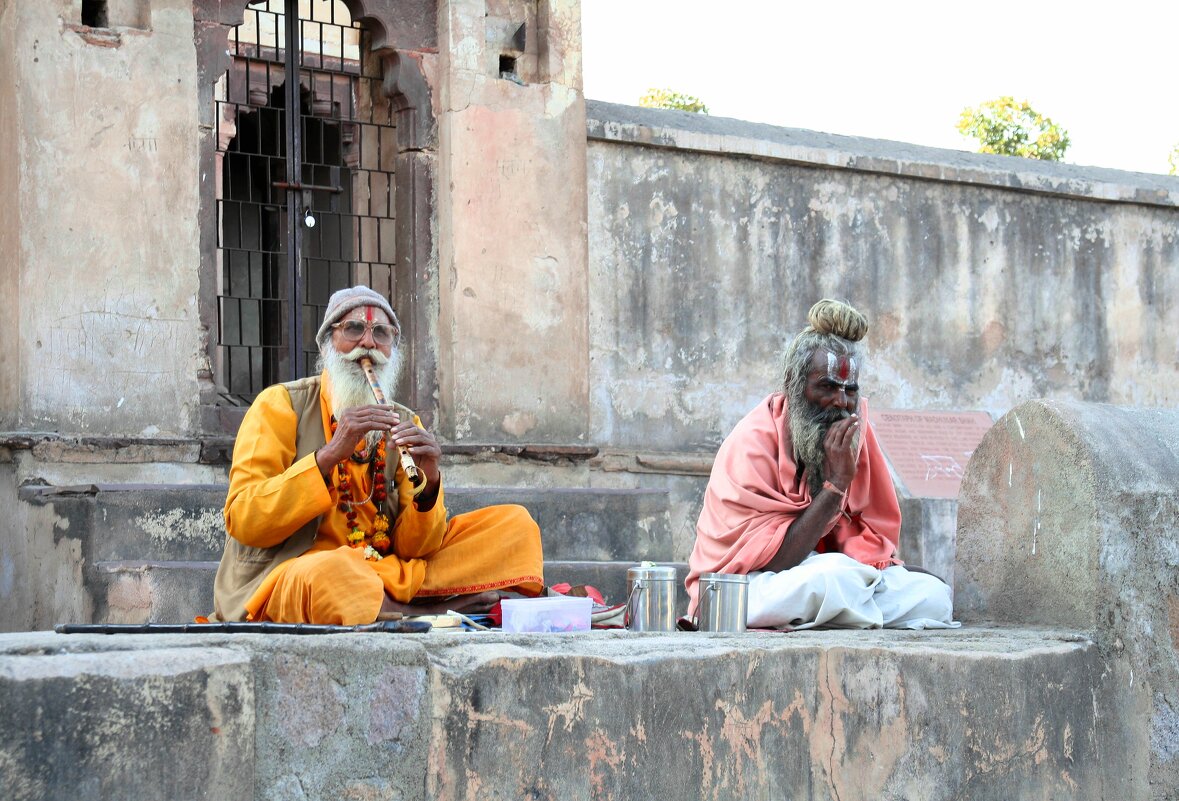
209, 285, 544, 624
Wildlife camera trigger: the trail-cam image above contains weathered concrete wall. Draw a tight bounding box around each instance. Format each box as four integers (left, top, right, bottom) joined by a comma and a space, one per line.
0, 1, 20, 430
956, 399, 1179, 796
435, 0, 589, 443
586, 102, 1179, 452
6, 0, 206, 436
0, 626, 1138, 801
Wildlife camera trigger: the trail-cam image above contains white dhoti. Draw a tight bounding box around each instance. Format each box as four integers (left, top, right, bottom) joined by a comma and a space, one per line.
746, 552, 960, 630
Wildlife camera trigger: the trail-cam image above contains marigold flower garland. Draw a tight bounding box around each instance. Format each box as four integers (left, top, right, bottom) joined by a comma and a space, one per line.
332, 419, 393, 562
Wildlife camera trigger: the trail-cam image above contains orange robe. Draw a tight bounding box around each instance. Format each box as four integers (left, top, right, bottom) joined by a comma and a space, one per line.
222, 373, 544, 624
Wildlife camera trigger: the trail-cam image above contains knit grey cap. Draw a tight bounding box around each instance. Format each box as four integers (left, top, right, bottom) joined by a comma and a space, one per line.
315, 285, 400, 348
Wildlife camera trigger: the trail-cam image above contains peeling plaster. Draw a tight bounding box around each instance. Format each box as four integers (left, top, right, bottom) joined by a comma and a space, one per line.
136, 507, 225, 552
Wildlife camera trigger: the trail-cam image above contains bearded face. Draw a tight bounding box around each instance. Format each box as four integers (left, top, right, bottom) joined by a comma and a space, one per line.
319, 342, 403, 449
785, 347, 862, 494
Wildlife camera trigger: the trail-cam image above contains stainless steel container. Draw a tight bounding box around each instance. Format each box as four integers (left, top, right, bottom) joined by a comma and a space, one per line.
624, 564, 678, 632
697, 572, 749, 633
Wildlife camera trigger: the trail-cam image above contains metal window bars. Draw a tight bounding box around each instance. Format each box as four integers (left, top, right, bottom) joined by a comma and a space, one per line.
214, 0, 398, 403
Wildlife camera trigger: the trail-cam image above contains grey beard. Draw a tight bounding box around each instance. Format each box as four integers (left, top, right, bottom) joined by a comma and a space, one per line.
320, 345, 403, 451
788, 394, 860, 495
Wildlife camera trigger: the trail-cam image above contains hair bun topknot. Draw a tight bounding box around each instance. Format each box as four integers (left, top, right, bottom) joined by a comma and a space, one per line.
807, 299, 868, 342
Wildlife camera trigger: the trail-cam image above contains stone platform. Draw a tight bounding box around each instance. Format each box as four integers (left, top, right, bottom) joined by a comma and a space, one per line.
3, 399, 1176, 800
0, 625, 1130, 801
10, 483, 684, 627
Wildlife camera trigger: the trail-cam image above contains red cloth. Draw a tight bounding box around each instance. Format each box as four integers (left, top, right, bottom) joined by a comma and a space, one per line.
686, 393, 901, 613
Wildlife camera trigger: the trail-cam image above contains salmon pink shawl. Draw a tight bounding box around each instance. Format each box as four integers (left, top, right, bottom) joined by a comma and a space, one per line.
686, 393, 901, 611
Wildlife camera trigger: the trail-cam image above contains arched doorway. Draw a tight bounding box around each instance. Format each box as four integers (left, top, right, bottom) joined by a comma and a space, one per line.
212, 0, 400, 403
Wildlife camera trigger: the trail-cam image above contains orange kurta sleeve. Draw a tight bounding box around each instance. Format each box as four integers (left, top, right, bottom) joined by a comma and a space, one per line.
223, 384, 334, 549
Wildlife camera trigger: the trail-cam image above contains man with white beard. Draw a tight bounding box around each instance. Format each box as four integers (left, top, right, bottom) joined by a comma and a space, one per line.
685, 299, 957, 630
210, 285, 544, 624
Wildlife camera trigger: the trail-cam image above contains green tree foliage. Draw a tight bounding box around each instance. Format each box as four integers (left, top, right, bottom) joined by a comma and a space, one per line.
957, 96, 1071, 161
639, 88, 709, 114
1169, 143, 1179, 176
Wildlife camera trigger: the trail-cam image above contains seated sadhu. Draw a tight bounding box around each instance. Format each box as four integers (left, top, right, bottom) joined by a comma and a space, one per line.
210, 285, 544, 624
685, 299, 958, 629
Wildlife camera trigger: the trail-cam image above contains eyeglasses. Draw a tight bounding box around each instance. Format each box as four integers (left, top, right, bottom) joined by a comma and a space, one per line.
331, 320, 400, 346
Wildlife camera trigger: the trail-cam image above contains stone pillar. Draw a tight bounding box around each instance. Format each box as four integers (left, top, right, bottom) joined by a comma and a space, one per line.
435, 0, 589, 443
956, 399, 1179, 798
383, 48, 442, 426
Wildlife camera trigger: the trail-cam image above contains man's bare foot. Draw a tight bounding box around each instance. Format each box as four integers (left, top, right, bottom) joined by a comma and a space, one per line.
379, 590, 501, 617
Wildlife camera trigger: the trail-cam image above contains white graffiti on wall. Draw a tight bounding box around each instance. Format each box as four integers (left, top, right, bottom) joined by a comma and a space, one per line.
921, 454, 965, 481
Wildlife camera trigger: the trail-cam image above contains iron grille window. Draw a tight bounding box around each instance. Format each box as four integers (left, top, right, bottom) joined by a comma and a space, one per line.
213, 0, 398, 404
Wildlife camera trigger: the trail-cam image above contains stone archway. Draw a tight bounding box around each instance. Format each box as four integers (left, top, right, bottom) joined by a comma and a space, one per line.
193, 0, 440, 431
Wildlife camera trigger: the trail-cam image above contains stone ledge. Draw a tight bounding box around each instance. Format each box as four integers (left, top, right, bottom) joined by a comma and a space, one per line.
587, 99, 1179, 209
0, 626, 1142, 801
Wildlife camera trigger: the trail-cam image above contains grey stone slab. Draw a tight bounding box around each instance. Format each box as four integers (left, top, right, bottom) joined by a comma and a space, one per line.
21, 484, 229, 562
0, 644, 254, 801
0, 626, 1134, 801
446, 486, 674, 561
898, 497, 957, 587
93, 560, 218, 624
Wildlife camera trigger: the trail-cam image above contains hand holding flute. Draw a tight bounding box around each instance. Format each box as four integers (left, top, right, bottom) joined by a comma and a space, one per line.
312, 366, 441, 492
358, 357, 425, 488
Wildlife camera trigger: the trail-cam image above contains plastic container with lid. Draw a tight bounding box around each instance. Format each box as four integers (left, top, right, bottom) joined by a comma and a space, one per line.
501, 596, 593, 633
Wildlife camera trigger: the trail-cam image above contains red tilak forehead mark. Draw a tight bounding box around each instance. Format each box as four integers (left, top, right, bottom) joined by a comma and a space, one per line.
364, 305, 374, 322
826, 352, 858, 384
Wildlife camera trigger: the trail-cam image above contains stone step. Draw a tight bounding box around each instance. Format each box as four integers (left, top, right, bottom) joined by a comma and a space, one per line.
22, 483, 674, 626
20, 484, 673, 563
89, 559, 689, 623
93, 560, 219, 624
445, 486, 674, 562
0, 626, 1133, 800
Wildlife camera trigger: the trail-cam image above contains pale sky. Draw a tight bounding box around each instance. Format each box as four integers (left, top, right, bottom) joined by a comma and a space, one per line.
582, 1, 1179, 176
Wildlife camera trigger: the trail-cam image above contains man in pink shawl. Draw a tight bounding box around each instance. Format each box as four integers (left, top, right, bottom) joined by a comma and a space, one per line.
686, 300, 957, 630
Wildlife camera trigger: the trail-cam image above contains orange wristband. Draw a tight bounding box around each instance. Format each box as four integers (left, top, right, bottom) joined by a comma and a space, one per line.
822, 480, 847, 500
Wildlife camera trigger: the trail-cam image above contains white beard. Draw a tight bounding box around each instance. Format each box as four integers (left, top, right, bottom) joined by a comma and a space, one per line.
320, 344, 404, 451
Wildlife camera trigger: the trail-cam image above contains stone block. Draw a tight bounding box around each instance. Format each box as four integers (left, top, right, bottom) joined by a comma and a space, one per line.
93, 560, 218, 624
20, 484, 228, 562
1, 627, 1130, 801
898, 496, 957, 586
246, 637, 432, 801
957, 399, 1179, 796
0, 643, 254, 801
425, 628, 1119, 801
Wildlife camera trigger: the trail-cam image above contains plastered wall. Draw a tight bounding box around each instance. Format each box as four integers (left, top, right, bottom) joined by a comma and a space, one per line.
6, 0, 205, 436
0, 1, 21, 429
586, 103, 1179, 452
435, 0, 589, 443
